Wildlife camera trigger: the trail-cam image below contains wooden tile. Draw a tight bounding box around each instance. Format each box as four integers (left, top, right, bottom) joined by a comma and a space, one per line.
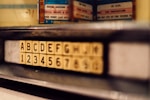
72, 42, 81, 56
63, 56, 72, 70
80, 57, 92, 73
20, 40, 26, 53
63, 42, 72, 56
26, 53, 33, 65
32, 41, 39, 53
47, 41, 55, 55
92, 42, 103, 57
55, 42, 63, 55
32, 53, 40, 66
81, 42, 91, 56
39, 54, 47, 67
20, 53, 26, 64
91, 57, 103, 74
72, 57, 81, 72
47, 55, 55, 68
39, 41, 47, 54
25, 40, 33, 53
55, 56, 63, 69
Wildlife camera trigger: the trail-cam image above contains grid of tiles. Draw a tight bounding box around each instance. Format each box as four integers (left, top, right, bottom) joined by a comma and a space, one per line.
19, 40, 103, 74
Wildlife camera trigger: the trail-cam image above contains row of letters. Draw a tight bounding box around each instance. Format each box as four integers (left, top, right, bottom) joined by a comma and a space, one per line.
20, 40, 103, 57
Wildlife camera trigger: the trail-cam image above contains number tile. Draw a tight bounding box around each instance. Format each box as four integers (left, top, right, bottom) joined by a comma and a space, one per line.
40, 54, 47, 67
91, 57, 103, 74
55, 56, 63, 69
71, 57, 81, 72
47, 55, 55, 68
26, 53, 33, 65
81, 42, 92, 56
63, 56, 72, 70
20, 53, 26, 64
32, 53, 40, 66
80, 57, 92, 73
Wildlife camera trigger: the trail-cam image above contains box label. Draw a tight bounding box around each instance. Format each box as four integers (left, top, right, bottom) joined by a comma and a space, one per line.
73, 1, 93, 20
97, 1, 133, 20
45, 4, 69, 20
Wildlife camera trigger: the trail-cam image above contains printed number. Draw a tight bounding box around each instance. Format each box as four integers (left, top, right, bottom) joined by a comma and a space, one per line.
41, 56, 45, 64
33, 55, 38, 64
20, 53, 26, 64
83, 60, 88, 69
48, 57, 52, 66
74, 59, 79, 69
56, 57, 61, 67
21, 54, 24, 62
93, 62, 98, 70
27, 55, 31, 63
64, 58, 69, 68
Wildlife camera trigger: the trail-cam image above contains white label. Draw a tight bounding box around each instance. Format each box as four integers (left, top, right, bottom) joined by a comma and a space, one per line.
97, 2, 133, 20
109, 42, 150, 80
73, 1, 93, 20
45, 4, 69, 20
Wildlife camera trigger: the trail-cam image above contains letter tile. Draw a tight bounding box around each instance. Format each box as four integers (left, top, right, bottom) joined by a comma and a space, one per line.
81, 42, 91, 56
72, 42, 81, 56
92, 42, 103, 57
47, 41, 55, 54
32, 41, 39, 53
26, 40, 33, 53
39, 41, 47, 54
55, 42, 63, 55
20, 40, 26, 53
63, 42, 72, 56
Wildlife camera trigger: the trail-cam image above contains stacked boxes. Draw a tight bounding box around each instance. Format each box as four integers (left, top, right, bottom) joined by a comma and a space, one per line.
39, 0, 137, 23
39, 0, 94, 24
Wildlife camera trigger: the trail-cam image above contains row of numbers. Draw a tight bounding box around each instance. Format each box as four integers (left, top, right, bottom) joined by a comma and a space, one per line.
20, 53, 103, 74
